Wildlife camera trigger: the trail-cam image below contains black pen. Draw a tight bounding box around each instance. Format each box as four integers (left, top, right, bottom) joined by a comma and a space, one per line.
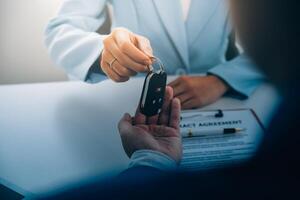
182, 128, 246, 138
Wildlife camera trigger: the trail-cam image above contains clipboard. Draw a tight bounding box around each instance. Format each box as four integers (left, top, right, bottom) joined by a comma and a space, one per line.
179, 108, 265, 170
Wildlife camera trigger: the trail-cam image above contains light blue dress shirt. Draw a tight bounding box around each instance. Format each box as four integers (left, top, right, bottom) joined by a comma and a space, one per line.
45, 0, 265, 97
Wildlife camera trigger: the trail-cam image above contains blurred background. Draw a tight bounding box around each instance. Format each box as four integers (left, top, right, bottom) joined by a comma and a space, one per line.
0, 0, 110, 85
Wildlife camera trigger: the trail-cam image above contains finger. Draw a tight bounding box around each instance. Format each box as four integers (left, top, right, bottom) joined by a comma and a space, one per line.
158, 86, 174, 125
136, 36, 153, 57
113, 60, 137, 77
168, 77, 182, 88
181, 99, 199, 110
172, 83, 186, 97
147, 115, 159, 125
105, 39, 149, 73
134, 106, 146, 125
118, 113, 133, 136
102, 49, 115, 66
104, 50, 137, 77
169, 98, 181, 130
110, 65, 130, 82
101, 61, 129, 82
176, 93, 193, 104
121, 41, 152, 65
114, 33, 152, 65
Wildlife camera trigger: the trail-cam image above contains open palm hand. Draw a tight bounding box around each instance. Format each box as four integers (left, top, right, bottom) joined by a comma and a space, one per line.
118, 87, 182, 163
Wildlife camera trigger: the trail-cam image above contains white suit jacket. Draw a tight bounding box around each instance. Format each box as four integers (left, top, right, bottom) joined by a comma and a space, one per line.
45, 0, 264, 97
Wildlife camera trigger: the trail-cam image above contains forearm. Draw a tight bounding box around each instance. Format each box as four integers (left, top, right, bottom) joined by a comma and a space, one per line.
44, 0, 109, 82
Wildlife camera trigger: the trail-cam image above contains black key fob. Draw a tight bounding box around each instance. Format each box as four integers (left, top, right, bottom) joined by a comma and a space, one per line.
140, 70, 167, 116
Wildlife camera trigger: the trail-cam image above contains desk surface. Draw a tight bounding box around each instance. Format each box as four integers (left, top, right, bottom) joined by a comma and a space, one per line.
0, 77, 280, 194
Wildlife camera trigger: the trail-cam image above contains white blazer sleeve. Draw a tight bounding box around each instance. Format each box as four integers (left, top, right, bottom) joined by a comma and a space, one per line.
44, 0, 108, 82
208, 54, 265, 98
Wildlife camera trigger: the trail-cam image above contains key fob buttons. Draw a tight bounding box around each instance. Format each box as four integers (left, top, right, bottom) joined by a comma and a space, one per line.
140, 70, 167, 116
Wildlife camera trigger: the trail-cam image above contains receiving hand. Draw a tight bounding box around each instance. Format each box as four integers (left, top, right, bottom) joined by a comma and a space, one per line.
118, 86, 182, 163
168, 75, 229, 110
101, 27, 153, 82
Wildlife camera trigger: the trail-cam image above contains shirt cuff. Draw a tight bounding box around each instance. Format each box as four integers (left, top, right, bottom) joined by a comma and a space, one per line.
129, 150, 178, 171
85, 55, 107, 83
208, 55, 265, 98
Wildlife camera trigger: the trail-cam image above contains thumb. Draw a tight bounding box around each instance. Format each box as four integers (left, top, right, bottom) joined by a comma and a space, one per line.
136, 36, 153, 58
118, 113, 133, 136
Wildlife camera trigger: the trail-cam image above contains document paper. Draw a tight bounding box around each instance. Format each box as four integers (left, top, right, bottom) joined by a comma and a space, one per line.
179, 109, 264, 170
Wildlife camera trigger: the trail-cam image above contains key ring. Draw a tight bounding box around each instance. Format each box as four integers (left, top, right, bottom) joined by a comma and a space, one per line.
148, 56, 165, 72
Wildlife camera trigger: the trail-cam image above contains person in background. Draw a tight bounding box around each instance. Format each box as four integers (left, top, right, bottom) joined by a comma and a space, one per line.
45, 0, 264, 109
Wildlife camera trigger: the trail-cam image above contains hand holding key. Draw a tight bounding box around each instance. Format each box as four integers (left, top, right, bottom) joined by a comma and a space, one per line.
100, 28, 154, 82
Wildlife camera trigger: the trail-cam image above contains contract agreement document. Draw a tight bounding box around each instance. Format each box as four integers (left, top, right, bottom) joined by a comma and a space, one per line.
179, 109, 264, 170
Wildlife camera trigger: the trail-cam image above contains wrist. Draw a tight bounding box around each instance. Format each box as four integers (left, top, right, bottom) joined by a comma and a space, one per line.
208, 75, 230, 94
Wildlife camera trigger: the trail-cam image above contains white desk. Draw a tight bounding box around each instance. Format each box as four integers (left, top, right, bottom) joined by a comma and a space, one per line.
0, 76, 280, 195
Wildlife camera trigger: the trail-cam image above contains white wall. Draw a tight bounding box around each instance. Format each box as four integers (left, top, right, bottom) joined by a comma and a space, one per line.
0, 0, 67, 84
0, 0, 111, 85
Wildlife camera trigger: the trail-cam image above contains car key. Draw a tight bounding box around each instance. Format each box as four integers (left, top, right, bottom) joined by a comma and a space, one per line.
139, 57, 167, 116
